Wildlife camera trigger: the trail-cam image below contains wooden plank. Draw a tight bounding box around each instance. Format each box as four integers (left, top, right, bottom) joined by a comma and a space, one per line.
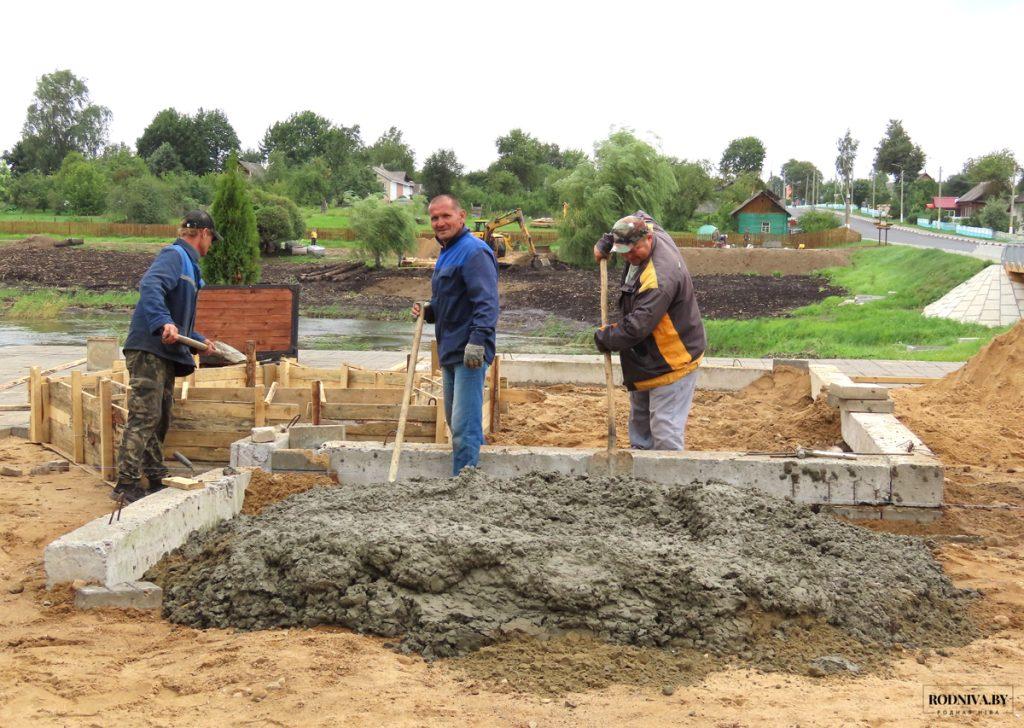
321, 403, 438, 422
264, 381, 278, 404
490, 357, 501, 433
312, 381, 322, 425
342, 421, 436, 438
180, 379, 190, 402
50, 419, 74, 457
435, 396, 447, 444
279, 359, 291, 387
0, 358, 86, 393
245, 341, 257, 388
48, 407, 71, 427
165, 430, 249, 448
339, 364, 349, 389
173, 446, 231, 462
266, 403, 299, 420
0, 403, 29, 412
29, 367, 41, 443
40, 377, 51, 443
99, 378, 114, 483
276, 388, 405, 405
346, 434, 435, 444
174, 401, 261, 420
254, 384, 266, 427
850, 375, 940, 385
48, 380, 73, 413
172, 387, 257, 403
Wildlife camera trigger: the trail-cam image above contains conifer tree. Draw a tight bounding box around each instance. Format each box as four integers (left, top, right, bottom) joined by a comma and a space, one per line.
204, 153, 261, 284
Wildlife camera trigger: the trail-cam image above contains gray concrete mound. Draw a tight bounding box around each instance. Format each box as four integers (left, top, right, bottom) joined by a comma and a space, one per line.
153, 470, 976, 658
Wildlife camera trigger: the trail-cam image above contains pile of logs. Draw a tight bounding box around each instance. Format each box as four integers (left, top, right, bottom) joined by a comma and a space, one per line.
297, 261, 365, 282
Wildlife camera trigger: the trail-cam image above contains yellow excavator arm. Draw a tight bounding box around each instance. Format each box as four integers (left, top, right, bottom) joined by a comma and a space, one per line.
477, 209, 536, 257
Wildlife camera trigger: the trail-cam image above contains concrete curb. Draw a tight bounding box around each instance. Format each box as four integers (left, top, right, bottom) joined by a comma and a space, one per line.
44, 468, 253, 587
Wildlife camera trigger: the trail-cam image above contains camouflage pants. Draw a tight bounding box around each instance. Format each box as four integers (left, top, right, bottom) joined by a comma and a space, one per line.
116, 350, 176, 486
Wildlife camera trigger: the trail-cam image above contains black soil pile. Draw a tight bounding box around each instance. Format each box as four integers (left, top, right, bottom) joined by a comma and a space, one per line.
153, 471, 976, 664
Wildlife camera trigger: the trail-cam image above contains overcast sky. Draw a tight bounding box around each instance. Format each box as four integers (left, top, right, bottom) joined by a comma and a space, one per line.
2, 0, 1020, 181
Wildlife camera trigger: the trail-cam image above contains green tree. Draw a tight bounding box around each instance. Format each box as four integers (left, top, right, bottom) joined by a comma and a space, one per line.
192, 109, 240, 173
979, 197, 1009, 232
962, 150, 1018, 195
367, 126, 415, 172
8, 172, 53, 211
55, 152, 108, 214
555, 130, 677, 266
0, 160, 11, 205
5, 69, 111, 175
259, 111, 334, 164
205, 153, 261, 283
851, 179, 871, 207
349, 196, 417, 267
107, 175, 175, 223
494, 128, 548, 189
780, 159, 822, 203
252, 188, 305, 253
147, 142, 184, 176
663, 159, 713, 230
137, 108, 239, 175
719, 136, 765, 178
835, 129, 859, 225
873, 119, 925, 185
942, 172, 972, 198
421, 149, 463, 199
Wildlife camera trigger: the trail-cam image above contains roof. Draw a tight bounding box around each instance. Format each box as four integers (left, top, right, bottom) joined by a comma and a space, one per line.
697, 224, 718, 234
958, 180, 1001, 204
373, 166, 415, 185
237, 160, 266, 177
729, 190, 791, 218
931, 196, 958, 210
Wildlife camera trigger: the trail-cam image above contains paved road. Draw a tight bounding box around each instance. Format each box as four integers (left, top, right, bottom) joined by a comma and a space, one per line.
790, 207, 1005, 262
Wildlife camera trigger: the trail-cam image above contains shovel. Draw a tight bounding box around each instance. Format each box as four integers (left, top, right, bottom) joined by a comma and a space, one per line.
600, 258, 616, 474
176, 334, 247, 365
388, 302, 427, 483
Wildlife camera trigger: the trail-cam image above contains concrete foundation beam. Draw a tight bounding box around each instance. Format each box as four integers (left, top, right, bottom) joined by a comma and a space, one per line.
889, 455, 944, 507
287, 424, 349, 450
44, 468, 252, 587
808, 364, 849, 400
695, 364, 770, 391
270, 448, 330, 472
230, 431, 289, 472
75, 581, 162, 610
841, 411, 932, 456
835, 397, 895, 414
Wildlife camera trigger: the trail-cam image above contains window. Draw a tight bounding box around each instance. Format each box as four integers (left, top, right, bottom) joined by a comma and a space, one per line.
761, 220, 771, 233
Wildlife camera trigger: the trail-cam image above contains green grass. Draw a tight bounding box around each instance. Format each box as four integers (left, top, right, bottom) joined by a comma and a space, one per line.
704, 246, 1002, 360
0, 287, 139, 319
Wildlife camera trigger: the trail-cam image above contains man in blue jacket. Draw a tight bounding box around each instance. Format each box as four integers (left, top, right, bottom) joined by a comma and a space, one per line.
113, 210, 220, 503
411, 195, 499, 475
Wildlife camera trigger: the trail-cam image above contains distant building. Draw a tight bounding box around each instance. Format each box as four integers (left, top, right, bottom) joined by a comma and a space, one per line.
236, 159, 266, 179
918, 171, 935, 184
730, 190, 791, 235
929, 196, 958, 212
373, 166, 417, 201
956, 180, 1002, 218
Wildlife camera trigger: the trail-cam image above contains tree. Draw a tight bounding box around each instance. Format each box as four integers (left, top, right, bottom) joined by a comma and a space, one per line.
799, 210, 841, 232
205, 153, 261, 283
0, 160, 11, 205
663, 160, 714, 230
979, 197, 1010, 232
719, 137, 766, 178
252, 189, 305, 253
137, 108, 239, 175
851, 179, 871, 208
259, 111, 334, 165
8, 172, 53, 211
962, 150, 1018, 196
147, 142, 184, 176
421, 149, 463, 199
367, 126, 415, 172
55, 153, 108, 215
942, 172, 972, 198
494, 129, 548, 189
835, 129, 859, 225
555, 130, 677, 266
6, 69, 110, 175
107, 175, 175, 223
349, 196, 417, 267
873, 119, 925, 185
781, 159, 822, 203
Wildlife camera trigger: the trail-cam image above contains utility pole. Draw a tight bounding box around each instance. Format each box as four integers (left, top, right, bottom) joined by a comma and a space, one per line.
937, 166, 943, 226
899, 168, 905, 222
1011, 168, 1018, 235
871, 167, 876, 211
805, 175, 810, 206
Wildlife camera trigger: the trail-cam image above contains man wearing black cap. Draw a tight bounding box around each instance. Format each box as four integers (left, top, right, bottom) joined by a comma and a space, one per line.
112, 210, 220, 503
593, 212, 706, 451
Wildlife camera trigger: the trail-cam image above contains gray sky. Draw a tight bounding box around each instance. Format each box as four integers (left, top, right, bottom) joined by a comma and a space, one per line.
2, 0, 1020, 181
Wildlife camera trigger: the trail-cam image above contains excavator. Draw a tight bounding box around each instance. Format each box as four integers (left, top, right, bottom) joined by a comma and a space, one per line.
472, 209, 549, 268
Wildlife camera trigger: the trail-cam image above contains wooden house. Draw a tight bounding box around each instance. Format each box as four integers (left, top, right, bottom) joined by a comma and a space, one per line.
730, 190, 791, 235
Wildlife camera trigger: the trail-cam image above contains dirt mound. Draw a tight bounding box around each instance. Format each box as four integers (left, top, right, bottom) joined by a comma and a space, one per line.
491, 368, 841, 452
241, 470, 336, 515
893, 322, 1024, 469
154, 470, 976, 663
679, 247, 853, 276
18, 235, 59, 249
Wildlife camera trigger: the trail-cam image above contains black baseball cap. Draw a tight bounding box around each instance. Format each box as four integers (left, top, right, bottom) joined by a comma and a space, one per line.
182, 210, 223, 242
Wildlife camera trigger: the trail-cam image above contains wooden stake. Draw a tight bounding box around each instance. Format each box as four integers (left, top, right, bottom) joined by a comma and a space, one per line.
264, 381, 278, 404
280, 359, 291, 387
71, 370, 84, 463
389, 304, 426, 482
28, 366, 41, 442
99, 378, 114, 483
311, 380, 322, 425
244, 340, 257, 388
430, 339, 439, 376
254, 384, 266, 427
40, 377, 51, 443
489, 355, 501, 434
600, 258, 616, 473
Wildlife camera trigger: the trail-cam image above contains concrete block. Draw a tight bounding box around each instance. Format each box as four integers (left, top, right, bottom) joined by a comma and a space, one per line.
330, 441, 451, 485
288, 424, 349, 450
44, 469, 251, 587
808, 364, 843, 400
86, 336, 120, 372
696, 364, 770, 392
75, 581, 162, 610
835, 397, 895, 414
230, 431, 289, 472
828, 382, 890, 400
889, 456, 944, 507
881, 506, 943, 524
271, 448, 330, 472
250, 426, 278, 443
1, 465, 23, 477
841, 411, 931, 456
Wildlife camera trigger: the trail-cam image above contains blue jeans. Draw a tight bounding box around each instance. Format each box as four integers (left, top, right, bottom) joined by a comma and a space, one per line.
442, 362, 488, 475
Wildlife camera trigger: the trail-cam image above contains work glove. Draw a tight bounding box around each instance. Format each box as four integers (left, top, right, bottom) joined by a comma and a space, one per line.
463, 343, 485, 369
594, 325, 616, 354
593, 232, 614, 262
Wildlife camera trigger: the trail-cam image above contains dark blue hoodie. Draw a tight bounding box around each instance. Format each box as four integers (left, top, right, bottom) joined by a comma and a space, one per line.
425, 227, 499, 367
122, 240, 206, 376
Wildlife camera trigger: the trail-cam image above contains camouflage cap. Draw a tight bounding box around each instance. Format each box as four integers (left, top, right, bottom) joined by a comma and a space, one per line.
610, 215, 649, 252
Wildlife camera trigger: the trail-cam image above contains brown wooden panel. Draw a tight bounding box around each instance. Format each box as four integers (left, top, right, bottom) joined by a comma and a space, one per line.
195, 285, 298, 358
174, 446, 231, 462
48, 381, 73, 414
166, 430, 249, 448
321, 404, 436, 422
340, 422, 436, 437
50, 419, 74, 457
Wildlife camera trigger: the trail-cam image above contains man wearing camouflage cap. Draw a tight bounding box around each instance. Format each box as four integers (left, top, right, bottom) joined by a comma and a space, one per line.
593, 212, 706, 450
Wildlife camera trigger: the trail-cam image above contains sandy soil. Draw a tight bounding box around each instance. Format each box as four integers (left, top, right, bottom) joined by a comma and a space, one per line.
3, 329, 1024, 725
491, 368, 843, 452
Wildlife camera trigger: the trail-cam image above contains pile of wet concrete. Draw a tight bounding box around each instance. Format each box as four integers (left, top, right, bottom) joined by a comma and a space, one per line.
153, 470, 977, 659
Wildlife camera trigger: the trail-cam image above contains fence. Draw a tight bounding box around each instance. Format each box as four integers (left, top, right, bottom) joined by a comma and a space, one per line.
0, 220, 178, 238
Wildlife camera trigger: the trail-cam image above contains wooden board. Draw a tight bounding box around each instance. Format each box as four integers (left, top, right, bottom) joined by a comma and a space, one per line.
165, 430, 250, 448
172, 387, 258, 403
194, 284, 299, 359
320, 403, 437, 422
338, 421, 436, 438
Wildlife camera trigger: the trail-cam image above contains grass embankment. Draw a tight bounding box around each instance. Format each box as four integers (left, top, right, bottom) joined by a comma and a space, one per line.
0, 287, 139, 319
705, 246, 1000, 360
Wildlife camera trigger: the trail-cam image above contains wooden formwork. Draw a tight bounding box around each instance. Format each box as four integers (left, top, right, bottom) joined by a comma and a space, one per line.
28, 351, 506, 482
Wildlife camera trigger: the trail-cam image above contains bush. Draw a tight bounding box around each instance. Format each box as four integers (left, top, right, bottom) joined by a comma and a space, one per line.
205, 153, 261, 284
55, 153, 108, 215
255, 204, 293, 253
164, 172, 216, 214
979, 197, 1009, 232
8, 172, 53, 212
252, 188, 305, 240
349, 196, 417, 267
798, 210, 841, 233
108, 175, 175, 223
